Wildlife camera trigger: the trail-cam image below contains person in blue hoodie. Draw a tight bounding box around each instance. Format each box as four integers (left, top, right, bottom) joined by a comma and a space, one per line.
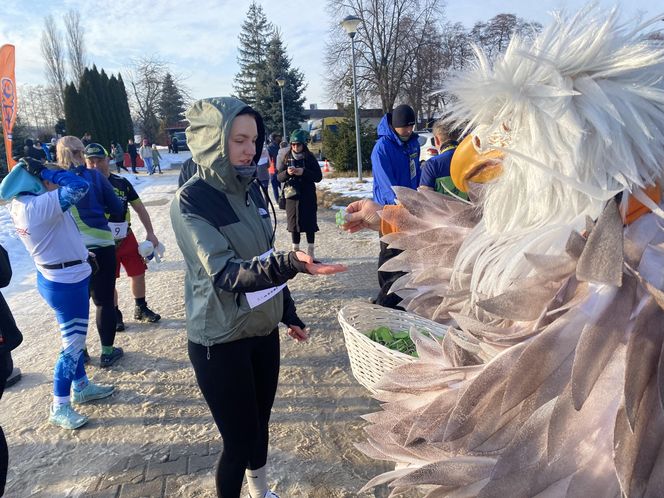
370, 104, 420, 309
371, 104, 421, 204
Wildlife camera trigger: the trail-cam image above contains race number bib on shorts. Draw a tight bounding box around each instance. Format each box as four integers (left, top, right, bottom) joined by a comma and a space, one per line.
108, 221, 129, 240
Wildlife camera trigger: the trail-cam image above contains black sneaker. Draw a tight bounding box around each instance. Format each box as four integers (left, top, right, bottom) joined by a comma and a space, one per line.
5, 367, 21, 388
116, 308, 125, 332
100, 347, 124, 368
134, 304, 161, 323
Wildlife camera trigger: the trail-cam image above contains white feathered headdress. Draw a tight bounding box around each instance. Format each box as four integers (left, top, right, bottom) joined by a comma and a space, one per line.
359, 5, 664, 497
442, 4, 664, 300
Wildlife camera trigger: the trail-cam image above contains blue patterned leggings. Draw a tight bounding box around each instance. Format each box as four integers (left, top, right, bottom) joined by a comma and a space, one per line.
37, 274, 90, 400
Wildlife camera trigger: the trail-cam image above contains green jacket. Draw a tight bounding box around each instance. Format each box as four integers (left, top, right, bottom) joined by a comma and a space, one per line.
170, 97, 305, 346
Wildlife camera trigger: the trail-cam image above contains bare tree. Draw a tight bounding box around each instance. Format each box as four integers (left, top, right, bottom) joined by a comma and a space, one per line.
127, 57, 190, 141
471, 14, 542, 61
64, 9, 87, 85
40, 15, 67, 116
401, 18, 445, 125
430, 22, 475, 112
325, 0, 443, 113
127, 57, 167, 141
18, 84, 61, 137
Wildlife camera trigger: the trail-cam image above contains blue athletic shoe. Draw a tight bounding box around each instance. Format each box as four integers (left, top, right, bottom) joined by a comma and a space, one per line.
49, 403, 88, 430
72, 382, 115, 404
99, 347, 124, 368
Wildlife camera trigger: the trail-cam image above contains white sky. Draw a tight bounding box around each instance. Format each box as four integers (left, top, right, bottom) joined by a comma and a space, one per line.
0, 0, 660, 109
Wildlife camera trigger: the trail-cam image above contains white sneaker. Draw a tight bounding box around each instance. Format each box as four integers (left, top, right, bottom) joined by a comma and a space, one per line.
247, 491, 279, 498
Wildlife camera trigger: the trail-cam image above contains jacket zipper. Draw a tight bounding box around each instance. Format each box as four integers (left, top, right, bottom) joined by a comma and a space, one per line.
207, 346, 210, 360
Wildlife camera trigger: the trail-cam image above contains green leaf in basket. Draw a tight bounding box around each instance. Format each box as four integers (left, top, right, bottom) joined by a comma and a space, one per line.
367, 326, 392, 344
378, 327, 394, 343
365, 326, 422, 357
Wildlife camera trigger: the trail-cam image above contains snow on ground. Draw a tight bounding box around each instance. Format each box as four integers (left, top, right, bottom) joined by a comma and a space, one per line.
0, 158, 398, 497
319, 175, 373, 201
0, 151, 191, 296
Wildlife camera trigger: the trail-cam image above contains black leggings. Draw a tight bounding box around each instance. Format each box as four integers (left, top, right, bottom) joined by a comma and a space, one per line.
89, 245, 117, 347
291, 232, 315, 245
376, 240, 405, 310
188, 330, 280, 498
0, 351, 12, 496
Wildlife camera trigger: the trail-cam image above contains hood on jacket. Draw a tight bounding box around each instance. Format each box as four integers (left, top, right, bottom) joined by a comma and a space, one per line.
185, 97, 265, 194
376, 113, 418, 147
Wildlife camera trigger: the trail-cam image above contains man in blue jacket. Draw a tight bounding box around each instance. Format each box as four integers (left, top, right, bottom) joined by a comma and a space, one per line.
370, 104, 420, 308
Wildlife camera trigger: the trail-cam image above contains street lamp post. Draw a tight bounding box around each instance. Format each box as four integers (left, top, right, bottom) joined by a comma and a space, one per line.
276, 77, 287, 139
341, 15, 363, 182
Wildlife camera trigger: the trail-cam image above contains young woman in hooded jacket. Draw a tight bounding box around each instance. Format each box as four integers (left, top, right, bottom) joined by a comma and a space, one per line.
170, 97, 346, 498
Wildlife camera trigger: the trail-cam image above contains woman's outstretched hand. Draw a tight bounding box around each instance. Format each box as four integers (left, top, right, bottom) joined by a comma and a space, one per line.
293, 251, 348, 275
287, 324, 309, 342
341, 199, 382, 233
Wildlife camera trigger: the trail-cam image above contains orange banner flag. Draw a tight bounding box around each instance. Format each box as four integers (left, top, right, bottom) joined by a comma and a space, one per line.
1, 44, 18, 170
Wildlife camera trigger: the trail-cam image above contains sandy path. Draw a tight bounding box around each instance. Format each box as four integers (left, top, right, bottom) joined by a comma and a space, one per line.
0, 170, 406, 497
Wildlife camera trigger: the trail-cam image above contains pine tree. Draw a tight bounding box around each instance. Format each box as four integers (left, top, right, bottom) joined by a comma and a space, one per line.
63, 70, 133, 147
233, 2, 272, 106
63, 81, 91, 139
101, 69, 121, 145
158, 73, 186, 125
89, 66, 113, 147
322, 102, 376, 173
0, 117, 29, 174
54, 118, 66, 137
115, 74, 134, 143
253, 31, 306, 138
78, 67, 104, 143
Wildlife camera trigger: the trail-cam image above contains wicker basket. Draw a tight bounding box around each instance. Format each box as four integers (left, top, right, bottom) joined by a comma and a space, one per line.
338, 301, 447, 394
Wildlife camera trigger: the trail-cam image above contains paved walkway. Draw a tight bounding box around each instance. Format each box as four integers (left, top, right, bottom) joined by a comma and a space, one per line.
85, 442, 218, 497
2, 168, 398, 497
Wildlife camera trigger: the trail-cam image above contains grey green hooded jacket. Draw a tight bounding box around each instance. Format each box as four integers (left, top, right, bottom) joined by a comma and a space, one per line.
170, 97, 306, 346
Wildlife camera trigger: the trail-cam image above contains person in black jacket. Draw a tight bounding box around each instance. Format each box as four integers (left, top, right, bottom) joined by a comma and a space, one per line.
127, 139, 138, 173
277, 130, 322, 259
0, 243, 23, 496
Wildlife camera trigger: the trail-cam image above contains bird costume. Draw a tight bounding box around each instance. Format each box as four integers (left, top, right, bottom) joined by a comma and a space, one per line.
357, 5, 664, 497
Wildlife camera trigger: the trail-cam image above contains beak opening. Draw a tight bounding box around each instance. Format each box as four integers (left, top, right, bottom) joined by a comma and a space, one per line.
451, 135, 504, 192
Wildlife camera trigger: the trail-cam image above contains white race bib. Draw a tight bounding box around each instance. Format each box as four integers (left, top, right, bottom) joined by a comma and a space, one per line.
108, 221, 129, 240
245, 249, 286, 308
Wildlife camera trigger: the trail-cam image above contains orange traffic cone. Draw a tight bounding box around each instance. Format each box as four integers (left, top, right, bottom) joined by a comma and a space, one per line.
323, 159, 330, 173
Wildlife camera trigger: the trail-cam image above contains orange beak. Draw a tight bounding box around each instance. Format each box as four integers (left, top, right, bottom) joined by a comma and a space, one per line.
450, 135, 504, 193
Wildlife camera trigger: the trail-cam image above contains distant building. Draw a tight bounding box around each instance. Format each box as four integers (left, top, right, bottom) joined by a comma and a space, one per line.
165, 120, 188, 134
302, 105, 383, 131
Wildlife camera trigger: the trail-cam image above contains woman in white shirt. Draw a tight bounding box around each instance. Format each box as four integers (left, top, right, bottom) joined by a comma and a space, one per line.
0, 159, 115, 429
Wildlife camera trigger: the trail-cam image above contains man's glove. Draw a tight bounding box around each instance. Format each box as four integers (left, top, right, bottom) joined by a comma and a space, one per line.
20, 157, 46, 177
